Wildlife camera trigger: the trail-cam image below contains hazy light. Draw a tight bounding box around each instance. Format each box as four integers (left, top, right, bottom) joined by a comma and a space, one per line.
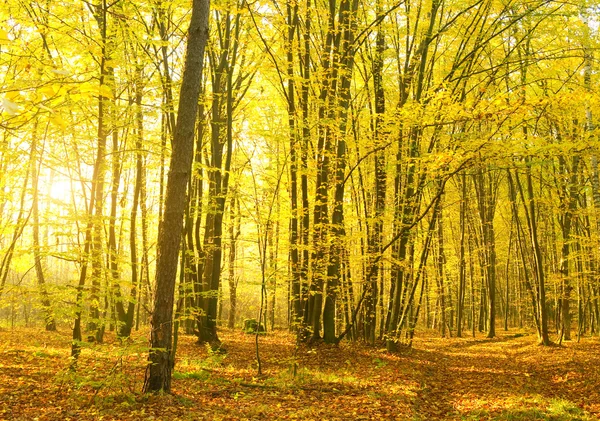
48, 178, 72, 203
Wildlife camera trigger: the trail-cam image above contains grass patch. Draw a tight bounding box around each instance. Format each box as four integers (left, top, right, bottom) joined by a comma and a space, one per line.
172, 370, 210, 381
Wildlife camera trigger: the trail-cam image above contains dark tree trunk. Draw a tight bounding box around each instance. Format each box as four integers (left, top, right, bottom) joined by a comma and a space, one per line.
512, 165, 551, 346
364, 0, 386, 345
196, 6, 244, 345
143, 0, 209, 393
322, 0, 358, 344
285, 0, 302, 330
557, 154, 579, 342
297, 0, 311, 337
118, 70, 145, 338
473, 166, 498, 339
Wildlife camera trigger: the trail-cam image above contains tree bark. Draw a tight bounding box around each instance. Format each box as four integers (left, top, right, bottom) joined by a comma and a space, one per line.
456, 173, 467, 337
30, 123, 56, 331
143, 0, 209, 393
473, 167, 497, 339
228, 196, 240, 329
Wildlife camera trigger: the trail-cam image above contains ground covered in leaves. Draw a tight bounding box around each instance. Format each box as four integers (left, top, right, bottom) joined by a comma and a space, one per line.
0, 327, 599, 420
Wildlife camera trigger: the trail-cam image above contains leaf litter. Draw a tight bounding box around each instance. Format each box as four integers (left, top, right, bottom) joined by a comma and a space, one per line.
0, 328, 598, 420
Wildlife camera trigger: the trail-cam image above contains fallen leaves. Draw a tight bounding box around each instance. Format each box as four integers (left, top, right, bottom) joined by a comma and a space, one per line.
0, 328, 599, 420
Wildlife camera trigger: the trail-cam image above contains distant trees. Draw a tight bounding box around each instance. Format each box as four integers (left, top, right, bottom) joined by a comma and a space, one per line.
266, 0, 600, 347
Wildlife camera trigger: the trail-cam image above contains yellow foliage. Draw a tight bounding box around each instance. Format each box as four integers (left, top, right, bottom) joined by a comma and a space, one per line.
0, 28, 10, 45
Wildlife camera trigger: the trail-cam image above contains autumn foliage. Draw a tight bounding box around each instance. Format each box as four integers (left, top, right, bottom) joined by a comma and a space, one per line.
2, 0, 600, 417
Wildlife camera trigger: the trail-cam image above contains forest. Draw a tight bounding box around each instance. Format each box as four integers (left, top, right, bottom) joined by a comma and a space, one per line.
1, 0, 600, 419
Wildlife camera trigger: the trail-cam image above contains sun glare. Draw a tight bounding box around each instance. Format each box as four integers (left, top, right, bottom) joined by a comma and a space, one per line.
48, 179, 73, 203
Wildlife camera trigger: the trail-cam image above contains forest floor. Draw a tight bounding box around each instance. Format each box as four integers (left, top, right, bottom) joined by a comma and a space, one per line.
0, 326, 599, 420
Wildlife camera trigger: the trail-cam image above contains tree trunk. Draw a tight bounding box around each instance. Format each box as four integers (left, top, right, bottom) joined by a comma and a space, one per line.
557, 154, 579, 342
364, 0, 386, 345
512, 165, 550, 345
118, 68, 145, 338
30, 123, 56, 331
435, 191, 447, 338
228, 196, 239, 329
456, 172, 467, 337
285, 0, 302, 331
143, 0, 209, 393
473, 167, 497, 339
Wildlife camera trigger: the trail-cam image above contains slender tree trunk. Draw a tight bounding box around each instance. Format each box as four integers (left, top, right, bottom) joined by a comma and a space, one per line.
197, 7, 244, 345
297, 0, 311, 338
285, 0, 302, 331
456, 173, 467, 337
505, 226, 512, 331
30, 124, 56, 331
364, 0, 386, 345
106, 83, 123, 339
322, 0, 358, 344
118, 68, 145, 338
269, 194, 280, 331
473, 167, 497, 339
228, 196, 239, 329
386, 0, 441, 351
435, 191, 447, 338
557, 154, 579, 342
513, 165, 551, 345
72, 2, 113, 353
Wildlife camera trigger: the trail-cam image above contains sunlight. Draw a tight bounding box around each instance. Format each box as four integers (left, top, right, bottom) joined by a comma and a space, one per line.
48, 179, 72, 203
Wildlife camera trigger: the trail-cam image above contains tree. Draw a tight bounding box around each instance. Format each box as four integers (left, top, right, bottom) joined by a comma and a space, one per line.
192, 1, 254, 345
143, 0, 210, 393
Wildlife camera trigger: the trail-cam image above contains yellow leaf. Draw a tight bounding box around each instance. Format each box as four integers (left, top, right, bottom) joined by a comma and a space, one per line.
51, 68, 70, 76
2, 97, 20, 115
51, 113, 67, 129
6, 91, 22, 101
40, 85, 57, 98
78, 83, 97, 99
99, 84, 114, 99
79, 83, 96, 94
0, 29, 10, 45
